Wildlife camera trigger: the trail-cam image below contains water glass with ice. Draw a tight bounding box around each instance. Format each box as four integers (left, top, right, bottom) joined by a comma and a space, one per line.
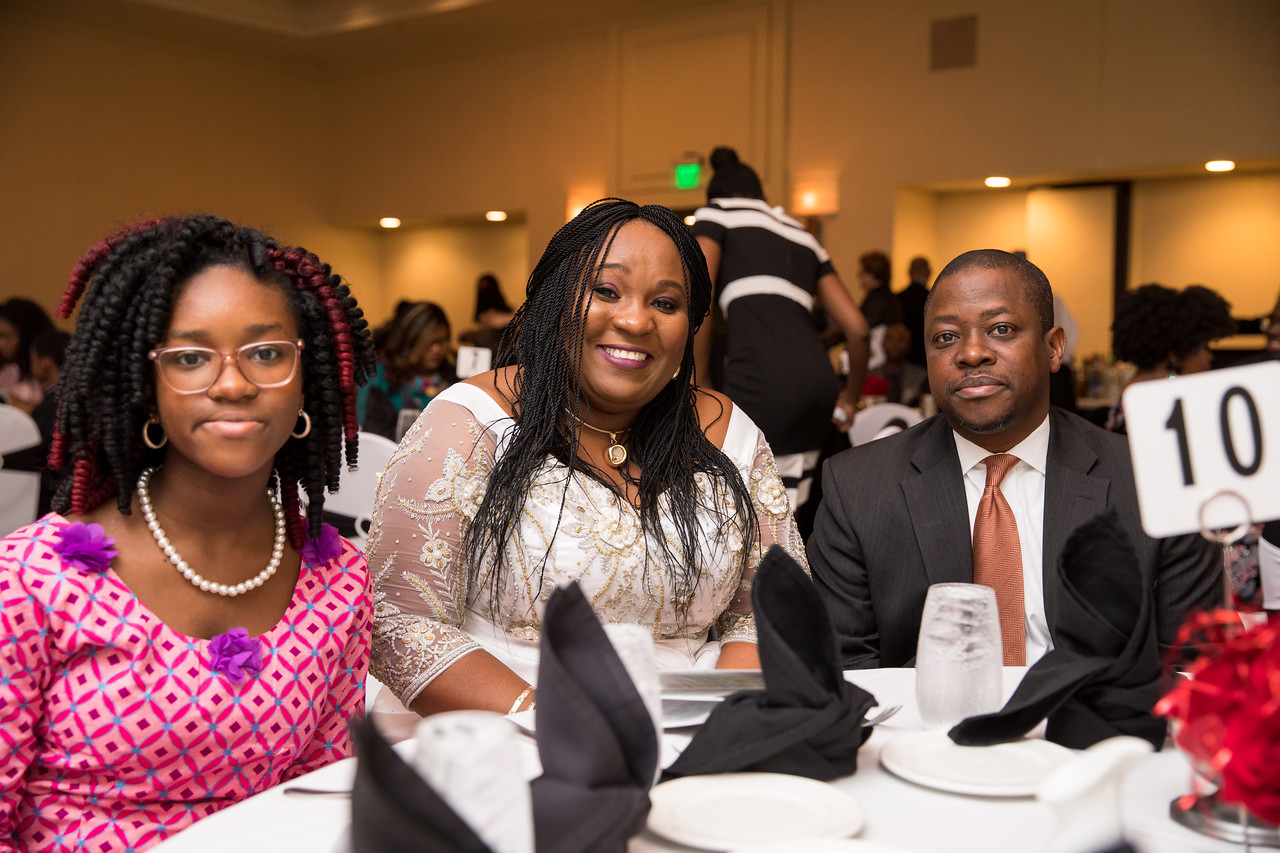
915, 582, 1003, 729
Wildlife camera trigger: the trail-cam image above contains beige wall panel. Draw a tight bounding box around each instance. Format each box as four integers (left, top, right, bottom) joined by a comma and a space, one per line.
617, 5, 771, 195
377, 223, 529, 339
935, 190, 1029, 268
328, 33, 616, 269
1130, 173, 1280, 319
0, 9, 331, 313
787, 0, 1280, 278
1027, 186, 1115, 361
1097, 0, 1280, 169
891, 188, 940, 287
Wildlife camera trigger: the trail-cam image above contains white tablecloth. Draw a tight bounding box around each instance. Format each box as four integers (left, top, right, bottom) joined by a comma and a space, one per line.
152, 668, 1244, 853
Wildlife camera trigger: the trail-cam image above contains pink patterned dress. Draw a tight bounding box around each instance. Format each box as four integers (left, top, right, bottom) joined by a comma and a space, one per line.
0, 515, 371, 853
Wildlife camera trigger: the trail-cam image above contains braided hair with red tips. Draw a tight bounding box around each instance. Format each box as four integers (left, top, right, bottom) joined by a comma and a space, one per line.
49, 215, 376, 547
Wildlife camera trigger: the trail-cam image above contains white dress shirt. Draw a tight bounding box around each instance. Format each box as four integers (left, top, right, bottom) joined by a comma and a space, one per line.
952, 415, 1052, 664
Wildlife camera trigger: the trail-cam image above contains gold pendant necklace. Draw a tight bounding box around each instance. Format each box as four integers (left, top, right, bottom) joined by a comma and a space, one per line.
564, 408, 631, 468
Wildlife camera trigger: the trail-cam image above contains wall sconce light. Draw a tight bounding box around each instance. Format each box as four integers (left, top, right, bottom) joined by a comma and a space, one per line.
567, 184, 607, 221
485, 211, 508, 222
379, 217, 401, 229
984, 176, 1012, 188
1205, 160, 1235, 172
792, 173, 840, 216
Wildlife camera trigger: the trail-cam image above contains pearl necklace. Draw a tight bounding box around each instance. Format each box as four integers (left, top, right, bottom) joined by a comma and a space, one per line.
564, 408, 631, 468
136, 467, 285, 597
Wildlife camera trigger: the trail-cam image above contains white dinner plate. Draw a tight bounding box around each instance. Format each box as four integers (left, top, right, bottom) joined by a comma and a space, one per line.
647, 772, 864, 851
878, 730, 1075, 797
731, 840, 913, 853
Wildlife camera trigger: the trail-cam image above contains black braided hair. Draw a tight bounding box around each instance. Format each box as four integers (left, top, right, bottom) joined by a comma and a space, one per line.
50, 215, 376, 547
465, 198, 759, 617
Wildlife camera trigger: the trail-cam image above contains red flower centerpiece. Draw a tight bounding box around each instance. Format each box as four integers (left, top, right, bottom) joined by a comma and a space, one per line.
1156, 611, 1280, 842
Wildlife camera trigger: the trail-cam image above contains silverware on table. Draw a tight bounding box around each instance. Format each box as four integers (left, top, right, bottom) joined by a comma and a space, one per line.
866, 703, 903, 726
281, 786, 352, 798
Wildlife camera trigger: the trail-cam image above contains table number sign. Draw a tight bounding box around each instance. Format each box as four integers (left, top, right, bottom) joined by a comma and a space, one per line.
456, 345, 493, 379
1123, 361, 1280, 539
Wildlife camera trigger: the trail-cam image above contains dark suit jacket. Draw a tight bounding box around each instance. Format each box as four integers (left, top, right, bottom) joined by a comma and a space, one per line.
807, 407, 1223, 668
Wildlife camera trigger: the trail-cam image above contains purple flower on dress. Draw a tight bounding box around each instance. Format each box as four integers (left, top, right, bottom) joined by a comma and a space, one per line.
299, 523, 342, 565
53, 522, 118, 573
208, 628, 264, 684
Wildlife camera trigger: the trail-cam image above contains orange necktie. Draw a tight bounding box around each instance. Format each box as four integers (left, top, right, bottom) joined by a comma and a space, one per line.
972, 454, 1026, 665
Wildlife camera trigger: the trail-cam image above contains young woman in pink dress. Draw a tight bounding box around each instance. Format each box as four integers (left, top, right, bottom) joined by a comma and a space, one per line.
0, 216, 377, 853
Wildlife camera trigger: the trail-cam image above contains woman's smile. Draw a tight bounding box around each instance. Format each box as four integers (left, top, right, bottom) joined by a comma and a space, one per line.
597, 344, 652, 368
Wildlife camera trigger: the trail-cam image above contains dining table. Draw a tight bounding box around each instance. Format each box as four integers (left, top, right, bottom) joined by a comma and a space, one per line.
150, 667, 1246, 853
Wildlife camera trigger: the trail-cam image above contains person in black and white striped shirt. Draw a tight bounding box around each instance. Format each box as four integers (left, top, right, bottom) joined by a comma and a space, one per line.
692, 147, 869, 536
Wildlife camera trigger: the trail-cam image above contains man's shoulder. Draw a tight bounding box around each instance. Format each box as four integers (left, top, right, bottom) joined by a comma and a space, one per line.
1048, 407, 1134, 470
827, 415, 948, 476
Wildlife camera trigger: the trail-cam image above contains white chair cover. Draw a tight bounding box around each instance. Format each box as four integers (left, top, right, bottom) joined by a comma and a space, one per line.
849, 402, 923, 447
0, 404, 43, 536
321, 431, 399, 549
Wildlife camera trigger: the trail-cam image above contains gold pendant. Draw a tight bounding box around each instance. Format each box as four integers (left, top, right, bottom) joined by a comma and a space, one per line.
605, 440, 628, 467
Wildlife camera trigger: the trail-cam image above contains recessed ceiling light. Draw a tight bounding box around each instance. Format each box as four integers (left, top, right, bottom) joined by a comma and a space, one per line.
379, 217, 401, 229
984, 176, 1012, 188
1205, 160, 1235, 172
485, 211, 508, 222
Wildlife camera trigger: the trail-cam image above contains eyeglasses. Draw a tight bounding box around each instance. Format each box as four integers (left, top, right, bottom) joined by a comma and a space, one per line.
148, 340, 304, 394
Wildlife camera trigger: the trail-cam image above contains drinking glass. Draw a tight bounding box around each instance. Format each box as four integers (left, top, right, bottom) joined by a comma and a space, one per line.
915, 582, 1004, 729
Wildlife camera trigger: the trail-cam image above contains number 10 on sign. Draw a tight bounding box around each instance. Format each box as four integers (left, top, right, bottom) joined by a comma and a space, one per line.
1123, 361, 1280, 539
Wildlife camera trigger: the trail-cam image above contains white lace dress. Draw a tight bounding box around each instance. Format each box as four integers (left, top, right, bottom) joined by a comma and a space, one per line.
367, 383, 806, 707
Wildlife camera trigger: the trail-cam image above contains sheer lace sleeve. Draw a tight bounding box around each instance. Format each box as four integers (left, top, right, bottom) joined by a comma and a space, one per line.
716, 426, 809, 646
366, 395, 500, 706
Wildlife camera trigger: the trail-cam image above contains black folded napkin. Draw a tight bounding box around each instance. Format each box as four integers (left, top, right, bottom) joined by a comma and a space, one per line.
349, 716, 493, 853
662, 545, 877, 781
530, 582, 659, 853
950, 508, 1166, 750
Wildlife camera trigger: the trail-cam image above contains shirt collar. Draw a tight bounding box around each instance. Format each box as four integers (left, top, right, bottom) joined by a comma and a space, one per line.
952, 413, 1051, 477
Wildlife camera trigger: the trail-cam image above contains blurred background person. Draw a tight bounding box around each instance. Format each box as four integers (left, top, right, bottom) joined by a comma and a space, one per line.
692, 146, 869, 535
856, 250, 902, 372
867, 322, 928, 407
896, 256, 930, 367
1106, 282, 1236, 434
359, 301, 456, 440
0, 297, 55, 412
458, 272, 515, 354
3, 329, 70, 516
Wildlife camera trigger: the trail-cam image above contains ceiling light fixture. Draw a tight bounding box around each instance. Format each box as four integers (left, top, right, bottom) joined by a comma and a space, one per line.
379, 217, 401, 229
1205, 160, 1235, 172
485, 211, 508, 222
984, 176, 1012, 188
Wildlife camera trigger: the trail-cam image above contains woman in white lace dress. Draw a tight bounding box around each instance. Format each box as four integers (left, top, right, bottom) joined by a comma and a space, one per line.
367, 199, 807, 717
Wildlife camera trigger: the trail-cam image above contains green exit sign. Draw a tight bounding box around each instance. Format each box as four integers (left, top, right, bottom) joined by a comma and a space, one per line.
674, 162, 701, 190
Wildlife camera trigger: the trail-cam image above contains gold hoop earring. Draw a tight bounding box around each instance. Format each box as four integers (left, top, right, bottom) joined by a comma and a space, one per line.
292, 408, 312, 439
142, 417, 167, 449
671, 366, 682, 381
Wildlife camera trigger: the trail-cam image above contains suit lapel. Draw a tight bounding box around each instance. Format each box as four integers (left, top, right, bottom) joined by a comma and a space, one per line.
903, 420, 973, 585
1042, 409, 1109, 631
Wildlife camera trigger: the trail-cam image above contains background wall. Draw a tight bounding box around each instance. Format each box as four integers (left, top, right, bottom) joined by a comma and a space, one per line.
2, 0, 1277, 354
380, 222, 529, 337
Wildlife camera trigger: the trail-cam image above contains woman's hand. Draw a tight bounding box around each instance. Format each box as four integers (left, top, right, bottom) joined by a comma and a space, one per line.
832, 391, 857, 432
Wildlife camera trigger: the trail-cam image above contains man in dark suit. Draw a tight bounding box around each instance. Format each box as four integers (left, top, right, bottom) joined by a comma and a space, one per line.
808, 249, 1222, 669
896, 256, 931, 367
